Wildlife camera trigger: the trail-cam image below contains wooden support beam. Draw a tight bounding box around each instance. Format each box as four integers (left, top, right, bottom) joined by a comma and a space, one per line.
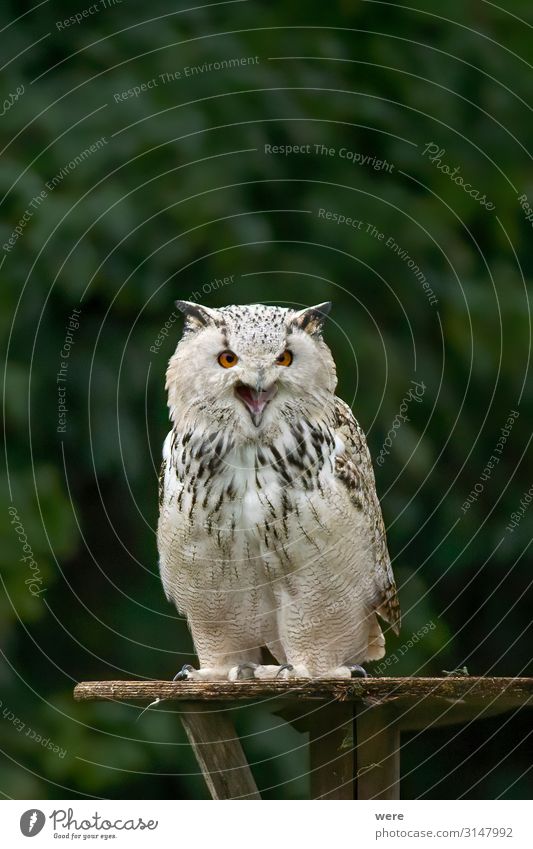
309, 702, 355, 799
356, 707, 400, 800
178, 703, 260, 800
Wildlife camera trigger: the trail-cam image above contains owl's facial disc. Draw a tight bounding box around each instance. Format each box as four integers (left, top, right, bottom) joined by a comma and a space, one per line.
234, 382, 278, 427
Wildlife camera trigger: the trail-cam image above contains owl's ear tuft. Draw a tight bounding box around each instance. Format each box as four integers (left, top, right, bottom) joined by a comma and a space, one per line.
175, 300, 218, 332
289, 302, 332, 337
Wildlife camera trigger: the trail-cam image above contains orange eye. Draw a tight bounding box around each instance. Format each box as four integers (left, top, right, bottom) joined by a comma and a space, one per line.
218, 350, 238, 368
276, 350, 293, 367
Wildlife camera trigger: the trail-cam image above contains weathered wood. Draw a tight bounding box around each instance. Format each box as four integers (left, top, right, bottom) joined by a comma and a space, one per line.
178, 703, 260, 800
356, 706, 400, 800
309, 703, 355, 799
74, 677, 533, 718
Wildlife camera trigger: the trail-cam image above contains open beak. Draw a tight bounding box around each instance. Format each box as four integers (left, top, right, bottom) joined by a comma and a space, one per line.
235, 383, 278, 426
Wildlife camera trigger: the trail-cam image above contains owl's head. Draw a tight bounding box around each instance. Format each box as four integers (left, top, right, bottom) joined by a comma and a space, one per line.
166, 301, 337, 435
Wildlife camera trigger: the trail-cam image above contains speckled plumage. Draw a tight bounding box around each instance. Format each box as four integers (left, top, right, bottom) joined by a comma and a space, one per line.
157, 301, 399, 679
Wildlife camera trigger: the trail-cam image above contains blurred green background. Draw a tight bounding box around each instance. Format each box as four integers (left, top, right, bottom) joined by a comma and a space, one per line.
1, 0, 532, 799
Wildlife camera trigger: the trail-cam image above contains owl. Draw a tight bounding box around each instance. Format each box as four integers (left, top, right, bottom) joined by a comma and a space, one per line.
157, 301, 400, 680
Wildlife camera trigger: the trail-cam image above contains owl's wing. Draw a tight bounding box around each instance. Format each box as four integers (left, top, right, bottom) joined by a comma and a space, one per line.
333, 396, 401, 634
158, 456, 166, 508
157, 430, 184, 604
158, 430, 174, 511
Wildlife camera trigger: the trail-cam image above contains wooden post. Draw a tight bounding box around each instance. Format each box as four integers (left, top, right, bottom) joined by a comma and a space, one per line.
179, 703, 260, 799
356, 706, 400, 799
308, 702, 355, 799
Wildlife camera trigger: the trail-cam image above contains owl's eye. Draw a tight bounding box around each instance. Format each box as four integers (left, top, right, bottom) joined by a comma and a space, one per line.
276, 350, 293, 367
218, 350, 239, 368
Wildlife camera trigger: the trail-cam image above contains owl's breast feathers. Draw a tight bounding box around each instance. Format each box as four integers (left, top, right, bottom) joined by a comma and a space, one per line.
159, 398, 400, 634
333, 397, 401, 634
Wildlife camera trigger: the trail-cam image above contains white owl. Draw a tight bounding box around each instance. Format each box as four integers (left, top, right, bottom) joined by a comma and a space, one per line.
157, 301, 400, 680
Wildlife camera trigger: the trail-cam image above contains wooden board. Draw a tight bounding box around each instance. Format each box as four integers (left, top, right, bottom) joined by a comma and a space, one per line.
74, 677, 533, 711
74, 677, 533, 733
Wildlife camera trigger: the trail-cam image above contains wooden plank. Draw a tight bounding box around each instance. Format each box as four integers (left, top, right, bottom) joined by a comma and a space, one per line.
356, 706, 400, 800
178, 703, 260, 800
74, 677, 533, 709
309, 703, 355, 799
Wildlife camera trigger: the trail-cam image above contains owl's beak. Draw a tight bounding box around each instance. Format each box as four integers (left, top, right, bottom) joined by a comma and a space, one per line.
235, 382, 278, 426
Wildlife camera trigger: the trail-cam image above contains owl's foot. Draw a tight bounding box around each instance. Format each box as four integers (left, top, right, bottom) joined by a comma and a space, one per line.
348, 664, 369, 678
228, 662, 259, 681
228, 663, 308, 680
173, 664, 230, 681
173, 664, 195, 681
253, 663, 311, 679
331, 664, 369, 678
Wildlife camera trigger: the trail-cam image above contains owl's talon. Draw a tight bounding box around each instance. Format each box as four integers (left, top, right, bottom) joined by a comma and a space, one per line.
173, 664, 195, 681
276, 663, 295, 678
228, 662, 258, 681
347, 664, 369, 678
